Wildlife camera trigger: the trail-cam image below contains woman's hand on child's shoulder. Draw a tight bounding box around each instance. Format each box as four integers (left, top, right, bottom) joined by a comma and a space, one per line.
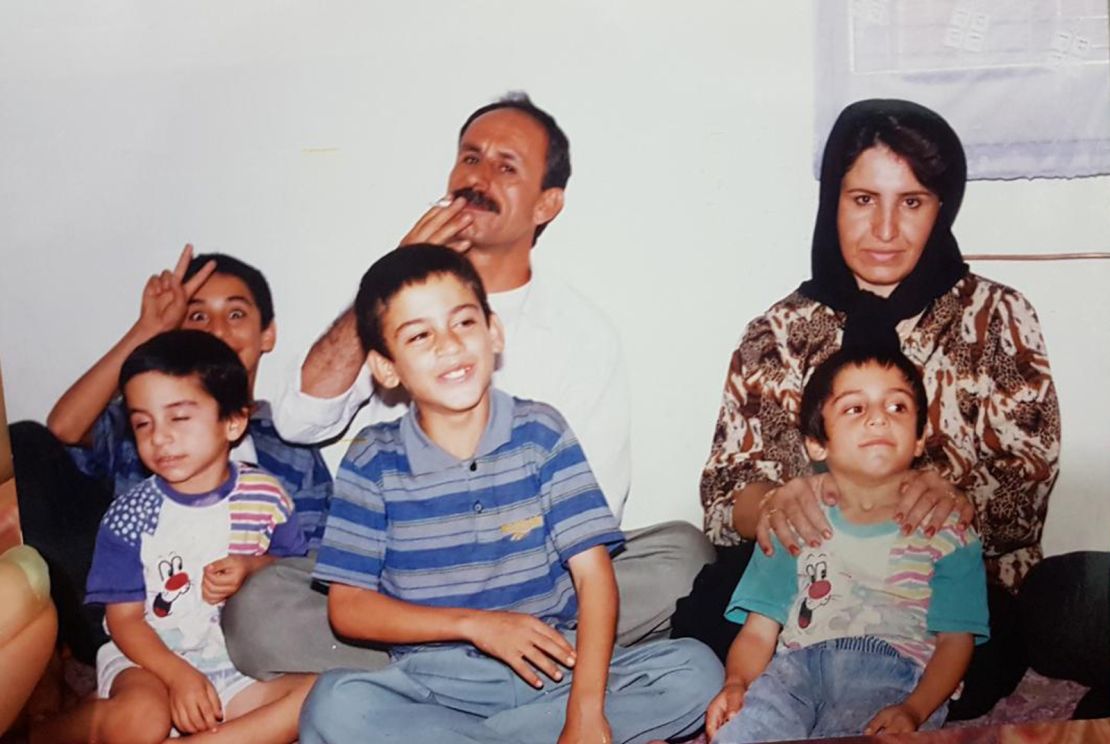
705, 681, 748, 740
755, 474, 836, 557
864, 702, 922, 735
895, 468, 975, 538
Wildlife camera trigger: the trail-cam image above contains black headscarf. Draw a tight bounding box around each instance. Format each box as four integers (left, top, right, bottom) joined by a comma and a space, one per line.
798, 99, 969, 352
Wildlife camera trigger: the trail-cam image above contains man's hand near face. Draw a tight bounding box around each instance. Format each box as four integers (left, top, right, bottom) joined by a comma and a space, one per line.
400, 195, 474, 252
291, 194, 481, 404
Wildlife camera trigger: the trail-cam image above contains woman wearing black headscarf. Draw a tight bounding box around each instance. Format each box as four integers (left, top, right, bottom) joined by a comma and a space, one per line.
679, 99, 1061, 720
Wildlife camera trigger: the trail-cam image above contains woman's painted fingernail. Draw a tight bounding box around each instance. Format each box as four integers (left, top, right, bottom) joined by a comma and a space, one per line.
925, 526, 936, 538
789, 545, 800, 557
823, 530, 832, 540
810, 540, 820, 548
901, 524, 912, 535
893, 513, 904, 523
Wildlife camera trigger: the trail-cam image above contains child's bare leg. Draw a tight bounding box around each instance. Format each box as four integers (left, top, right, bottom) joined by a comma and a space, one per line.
182, 673, 316, 744
30, 667, 171, 744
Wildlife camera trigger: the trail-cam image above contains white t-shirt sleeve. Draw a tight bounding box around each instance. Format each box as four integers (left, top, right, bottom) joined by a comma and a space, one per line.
270, 350, 376, 444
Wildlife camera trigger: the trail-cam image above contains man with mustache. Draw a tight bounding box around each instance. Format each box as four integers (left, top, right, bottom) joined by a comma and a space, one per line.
222, 93, 714, 678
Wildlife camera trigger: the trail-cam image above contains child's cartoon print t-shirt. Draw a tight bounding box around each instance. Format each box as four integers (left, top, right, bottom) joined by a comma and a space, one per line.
726, 504, 990, 667
86, 463, 306, 674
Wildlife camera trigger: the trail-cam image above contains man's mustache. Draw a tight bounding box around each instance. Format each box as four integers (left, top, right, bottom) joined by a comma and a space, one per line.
453, 187, 500, 214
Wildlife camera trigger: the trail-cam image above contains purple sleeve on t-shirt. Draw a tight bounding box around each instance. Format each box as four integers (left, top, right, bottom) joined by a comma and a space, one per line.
85, 525, 146, 606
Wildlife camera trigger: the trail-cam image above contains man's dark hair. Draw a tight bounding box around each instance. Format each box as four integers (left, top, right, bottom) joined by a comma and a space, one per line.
460, 91, 571, 242
185, 253, 275, 330
800, 346, 927, 445
120, 329, 251, 419
354, 244, 492, 360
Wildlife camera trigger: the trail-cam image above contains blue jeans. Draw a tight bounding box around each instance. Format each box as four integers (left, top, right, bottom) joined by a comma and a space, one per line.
713, 637, 948, 743
299, 636, 723, 744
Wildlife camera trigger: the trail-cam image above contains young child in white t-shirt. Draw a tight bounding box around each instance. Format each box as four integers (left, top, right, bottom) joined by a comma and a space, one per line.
34, 330, 314, 744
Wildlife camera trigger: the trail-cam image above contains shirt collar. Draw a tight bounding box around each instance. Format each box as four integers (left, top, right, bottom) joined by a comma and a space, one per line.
489, 275, 551, 332
155, 461, 239, 507
400, 388, 514, 475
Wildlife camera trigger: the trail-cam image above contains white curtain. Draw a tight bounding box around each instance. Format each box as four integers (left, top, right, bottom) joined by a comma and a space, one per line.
815, 0, 1110, 180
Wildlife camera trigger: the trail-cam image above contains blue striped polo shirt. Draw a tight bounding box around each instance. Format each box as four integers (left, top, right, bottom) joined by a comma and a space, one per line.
313, 388, 624, 641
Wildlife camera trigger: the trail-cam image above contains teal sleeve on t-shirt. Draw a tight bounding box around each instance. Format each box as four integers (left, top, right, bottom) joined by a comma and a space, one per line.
724, 536, 798, 627
927, 537, 991, 644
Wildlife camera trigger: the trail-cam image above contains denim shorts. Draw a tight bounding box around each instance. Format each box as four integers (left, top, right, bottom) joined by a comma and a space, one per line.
713, 637, 948, 743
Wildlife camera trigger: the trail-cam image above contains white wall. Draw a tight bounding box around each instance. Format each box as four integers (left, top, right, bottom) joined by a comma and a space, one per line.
1, 2, 1107, 554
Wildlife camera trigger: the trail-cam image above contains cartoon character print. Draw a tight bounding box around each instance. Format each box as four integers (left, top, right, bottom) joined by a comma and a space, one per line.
152, 553, 191, 618
797, 553, 833, 630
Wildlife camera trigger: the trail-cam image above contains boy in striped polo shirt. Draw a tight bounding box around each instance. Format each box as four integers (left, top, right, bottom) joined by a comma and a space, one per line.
706, 346, 990, 743
300, 245, 722, 744
35, 331, 315, 743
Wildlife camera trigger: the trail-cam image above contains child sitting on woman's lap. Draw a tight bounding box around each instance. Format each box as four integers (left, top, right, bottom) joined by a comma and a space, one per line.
707, 345, 989, 743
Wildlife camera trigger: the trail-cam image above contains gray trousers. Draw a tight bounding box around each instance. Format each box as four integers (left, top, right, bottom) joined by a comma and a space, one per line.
222, 520, 714, 679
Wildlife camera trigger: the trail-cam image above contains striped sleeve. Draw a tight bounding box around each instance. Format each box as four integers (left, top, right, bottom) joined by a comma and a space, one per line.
534, 407, 624, 564
67, 400, 147, 492
313, 429, 389, 591
228, 467, 303, 556
251, 413, 334, 551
